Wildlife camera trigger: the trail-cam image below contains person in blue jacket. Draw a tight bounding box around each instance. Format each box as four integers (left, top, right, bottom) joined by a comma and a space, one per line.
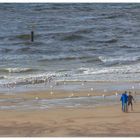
120, 91, 128, 112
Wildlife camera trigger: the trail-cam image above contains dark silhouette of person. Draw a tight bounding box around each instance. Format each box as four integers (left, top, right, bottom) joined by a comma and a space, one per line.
128, 91, 135, 111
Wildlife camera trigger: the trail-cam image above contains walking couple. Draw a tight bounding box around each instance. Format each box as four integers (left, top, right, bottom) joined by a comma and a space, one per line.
120, 91, 135, 112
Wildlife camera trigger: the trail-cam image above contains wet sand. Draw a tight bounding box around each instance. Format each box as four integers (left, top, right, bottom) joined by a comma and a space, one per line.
0, 95, 139, 137
0, 89, 125, 100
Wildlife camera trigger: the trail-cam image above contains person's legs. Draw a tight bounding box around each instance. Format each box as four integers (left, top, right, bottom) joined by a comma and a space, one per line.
122, 102, 124, 112
126, 102, 128, 112
128, 102, 130, 111
124, 103, 126, 112
130, 102, 133, 111
124, 103, 128, 113
122, 102, 125, 112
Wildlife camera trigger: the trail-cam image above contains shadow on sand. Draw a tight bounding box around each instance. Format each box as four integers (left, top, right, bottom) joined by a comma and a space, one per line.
127, 111, 140, 113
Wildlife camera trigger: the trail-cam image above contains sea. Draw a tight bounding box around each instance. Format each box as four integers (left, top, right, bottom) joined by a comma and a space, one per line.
0, 3, 140, 92
1, 3, 140, 110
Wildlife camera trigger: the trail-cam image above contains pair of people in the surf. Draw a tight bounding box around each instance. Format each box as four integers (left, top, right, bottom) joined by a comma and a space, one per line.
120, 91, 135, 112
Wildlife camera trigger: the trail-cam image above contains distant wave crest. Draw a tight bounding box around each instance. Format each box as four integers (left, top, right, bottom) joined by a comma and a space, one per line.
0, 68, 34, 73
98, 56, 140, 66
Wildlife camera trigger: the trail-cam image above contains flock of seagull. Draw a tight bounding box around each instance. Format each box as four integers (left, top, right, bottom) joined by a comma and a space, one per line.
34, 81, 136, 100
2, 80, 137, 100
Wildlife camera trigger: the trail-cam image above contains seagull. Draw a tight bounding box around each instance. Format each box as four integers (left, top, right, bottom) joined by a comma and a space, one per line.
50, 91, 54, 95
90, 88, 93, 91
115, 92, 118, 96
132, 86, 134, 89
50, 85, 53, 89
104, 89, 107, 92
35, 96, 39, 100
81, 82, 84, 86
102, 94, 105, 98
69, 93, 74, 98
88, 94, 90, 97
55, 82, 58, 86
64, 82, 66, 85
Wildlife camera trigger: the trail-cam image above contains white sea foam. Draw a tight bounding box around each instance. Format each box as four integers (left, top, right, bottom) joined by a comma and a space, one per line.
3, 68, 33, 73
99, 55, 140, 64
80, 63, 140, 75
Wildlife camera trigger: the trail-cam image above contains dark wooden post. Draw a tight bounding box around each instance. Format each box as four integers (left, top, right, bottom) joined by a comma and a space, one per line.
31, 31, 34, 42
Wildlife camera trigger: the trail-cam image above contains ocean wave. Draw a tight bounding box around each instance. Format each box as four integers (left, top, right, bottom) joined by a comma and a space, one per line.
74, 28, 93, 34
0, 76, 7, 79
0, 48, 12, 53
60, 34, 85, 41
16, 34, 31, 40
39, 55, 140, 65
79, 64, 140, 75
119, 44, 140, 49
95, 38, 118, 43
15, 47, 43, 54
119, 45, 131, 48
98, 56, 140, 66
38, 55, 92, 62
83, 57, 103, 63
0, 68, 34, 73
105, 14, 122, 19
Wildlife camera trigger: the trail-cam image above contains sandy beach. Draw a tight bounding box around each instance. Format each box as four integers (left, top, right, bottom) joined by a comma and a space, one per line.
0, 90, 139, 137
1, 2, 140, 137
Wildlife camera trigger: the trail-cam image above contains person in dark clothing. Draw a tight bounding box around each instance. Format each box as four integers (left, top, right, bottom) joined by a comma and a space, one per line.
128, 92, 135, 111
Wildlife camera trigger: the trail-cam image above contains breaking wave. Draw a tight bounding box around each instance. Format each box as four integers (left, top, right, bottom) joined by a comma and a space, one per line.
0, 68, 34, 73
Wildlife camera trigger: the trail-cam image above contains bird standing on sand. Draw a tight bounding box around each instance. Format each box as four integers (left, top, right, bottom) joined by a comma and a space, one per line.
35, 96, 39, 100
104, 89, 107, 92
69, 93, 74, 98
102, 89, 107, 98
81, 82, 84, 86
90, 88, 93, 91
88, 93, 90, 97
50, 85, 54, 95
115, 92, 118, 96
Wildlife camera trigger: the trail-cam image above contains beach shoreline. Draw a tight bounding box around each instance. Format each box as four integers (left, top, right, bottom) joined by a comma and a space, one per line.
0, 88, 138, 110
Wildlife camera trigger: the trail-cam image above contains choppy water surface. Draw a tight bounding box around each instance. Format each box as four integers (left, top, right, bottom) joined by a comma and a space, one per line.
1, 3, 140, 92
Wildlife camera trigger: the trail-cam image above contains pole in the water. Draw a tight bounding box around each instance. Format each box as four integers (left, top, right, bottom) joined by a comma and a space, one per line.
31, 31, 34, 42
